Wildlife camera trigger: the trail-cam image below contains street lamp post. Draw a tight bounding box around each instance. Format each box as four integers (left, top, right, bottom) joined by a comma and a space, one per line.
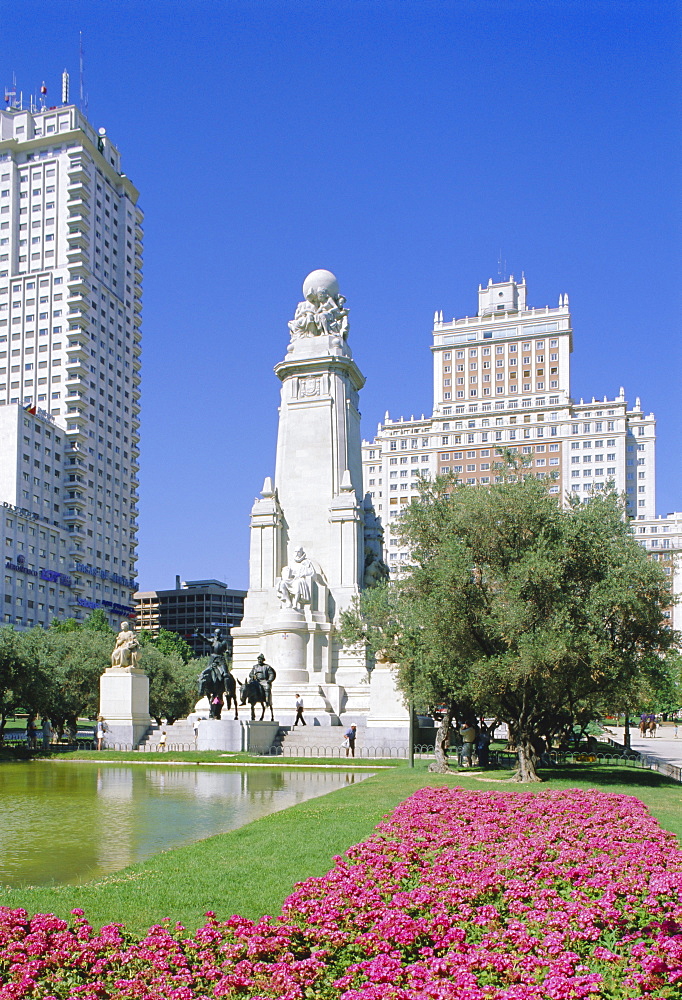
408, 691, 414, 769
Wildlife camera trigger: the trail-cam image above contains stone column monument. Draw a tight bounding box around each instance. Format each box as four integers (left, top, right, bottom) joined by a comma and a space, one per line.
99, 621, 151, 747
231, 270, 408, 736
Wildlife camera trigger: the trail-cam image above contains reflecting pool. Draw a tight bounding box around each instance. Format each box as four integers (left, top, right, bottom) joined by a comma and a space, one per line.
0, 762, 364, 887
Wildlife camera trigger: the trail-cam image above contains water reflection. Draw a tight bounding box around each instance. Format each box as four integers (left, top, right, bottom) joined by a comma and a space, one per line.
0, 763, 364, 887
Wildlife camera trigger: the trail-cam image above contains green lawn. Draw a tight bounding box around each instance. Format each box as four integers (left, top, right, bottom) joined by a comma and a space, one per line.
2, 758, 681, 935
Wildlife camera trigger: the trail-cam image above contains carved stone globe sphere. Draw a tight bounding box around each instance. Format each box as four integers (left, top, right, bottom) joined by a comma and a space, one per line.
302, 269, 339, 300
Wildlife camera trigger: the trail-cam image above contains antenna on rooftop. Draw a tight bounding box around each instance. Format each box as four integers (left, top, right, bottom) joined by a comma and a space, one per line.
4, 72, 19, 111
79, 31, 88, 112
62, 69, 70, 105
497, 251, 507, 282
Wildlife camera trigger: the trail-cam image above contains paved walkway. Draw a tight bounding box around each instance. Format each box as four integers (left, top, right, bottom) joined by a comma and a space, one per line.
602, 723, 682, 771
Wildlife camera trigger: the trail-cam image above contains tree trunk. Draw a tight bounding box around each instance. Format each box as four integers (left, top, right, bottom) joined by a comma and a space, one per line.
511, 736, 543, 782
429, 706, 453, 773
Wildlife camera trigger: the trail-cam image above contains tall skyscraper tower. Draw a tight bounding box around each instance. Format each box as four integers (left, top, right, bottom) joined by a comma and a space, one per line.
0, 79, 142, 628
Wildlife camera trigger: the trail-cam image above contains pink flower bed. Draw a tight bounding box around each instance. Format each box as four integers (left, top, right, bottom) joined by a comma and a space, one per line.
1, 787, 680, 999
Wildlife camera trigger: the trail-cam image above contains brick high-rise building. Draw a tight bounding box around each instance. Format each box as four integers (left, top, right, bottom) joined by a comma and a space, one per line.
0, 79, 142, 627
363, 276, 656, 571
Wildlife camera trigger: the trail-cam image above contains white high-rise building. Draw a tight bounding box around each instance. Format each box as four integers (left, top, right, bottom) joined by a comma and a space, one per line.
633, 512, 682, 634
363, 277, 657, 571
0, 81, 142, 628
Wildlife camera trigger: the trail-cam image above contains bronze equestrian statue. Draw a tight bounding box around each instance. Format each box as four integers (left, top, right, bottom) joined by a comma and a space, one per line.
197, 629, 238, 720
238, 654, 276, 721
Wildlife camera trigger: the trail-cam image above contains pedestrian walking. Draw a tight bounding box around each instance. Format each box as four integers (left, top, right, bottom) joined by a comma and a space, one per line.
294, 693, 306, 727
158, 730, 167, 751
343, 724, 357, 758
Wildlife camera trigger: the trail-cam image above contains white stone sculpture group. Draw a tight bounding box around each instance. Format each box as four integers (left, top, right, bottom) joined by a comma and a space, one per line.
288, 271, 349, 341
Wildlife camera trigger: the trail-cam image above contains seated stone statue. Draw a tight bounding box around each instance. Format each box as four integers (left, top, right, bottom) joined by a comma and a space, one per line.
276, 547, 315, 610
111, 621, 140, 670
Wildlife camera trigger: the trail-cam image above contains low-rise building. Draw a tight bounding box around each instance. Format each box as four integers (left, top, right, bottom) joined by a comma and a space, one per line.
134, 577, 246, 657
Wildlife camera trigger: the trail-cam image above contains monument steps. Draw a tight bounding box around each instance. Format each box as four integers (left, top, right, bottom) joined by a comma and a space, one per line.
139, 719, 197, 750
277, 724, 348, 754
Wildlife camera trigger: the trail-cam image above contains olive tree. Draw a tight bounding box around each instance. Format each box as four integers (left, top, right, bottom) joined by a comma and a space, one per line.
343, 471, 677, 781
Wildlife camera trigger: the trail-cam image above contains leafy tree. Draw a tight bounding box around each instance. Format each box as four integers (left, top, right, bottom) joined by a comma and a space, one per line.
137, 628, 194, 664
45, 628, 113, 734
82, 608, 116, 634
142, 645, 199, 725
342, 471, 677, 781
0, 626, 48, 737
19, 613, 116, 737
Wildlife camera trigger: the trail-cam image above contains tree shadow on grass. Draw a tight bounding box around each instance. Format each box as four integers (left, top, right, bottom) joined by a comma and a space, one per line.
538, 765, 679, 789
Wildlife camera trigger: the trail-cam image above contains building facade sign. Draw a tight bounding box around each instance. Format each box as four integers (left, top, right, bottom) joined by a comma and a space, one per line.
77, 596, 135, 617
3, 501, 40, 522
73, 562, 135, 590
5, 554, 72, 588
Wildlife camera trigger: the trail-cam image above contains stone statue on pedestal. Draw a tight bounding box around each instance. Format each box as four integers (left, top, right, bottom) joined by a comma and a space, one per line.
110, 621, 140, 671
101, 622, 150, 747
276, 547, 316, 610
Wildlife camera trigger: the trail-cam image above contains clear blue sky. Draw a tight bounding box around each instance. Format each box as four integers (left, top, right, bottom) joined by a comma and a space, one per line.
3, 0, 680, 592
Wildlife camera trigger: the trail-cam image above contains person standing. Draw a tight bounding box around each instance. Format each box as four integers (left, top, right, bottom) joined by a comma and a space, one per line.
96, 715, 108, 750
344, 723, 357, 758
294, 693, 306, 727
26, 716, 36, 750
475, 725, 491, 768
460, 722, 477, 767
158, 730, 167, 751
41, 717, 52, 750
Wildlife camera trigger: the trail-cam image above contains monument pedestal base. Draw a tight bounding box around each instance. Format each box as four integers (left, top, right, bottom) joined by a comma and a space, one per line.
99, 667, 151, 748
195, 718, 281, 753
196, 718, 243, 751
368, 660, 409, 727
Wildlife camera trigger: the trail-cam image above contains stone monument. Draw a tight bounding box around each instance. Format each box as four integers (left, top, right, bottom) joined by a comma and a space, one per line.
99, 621, 151, 747
231, 270, 408, 738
